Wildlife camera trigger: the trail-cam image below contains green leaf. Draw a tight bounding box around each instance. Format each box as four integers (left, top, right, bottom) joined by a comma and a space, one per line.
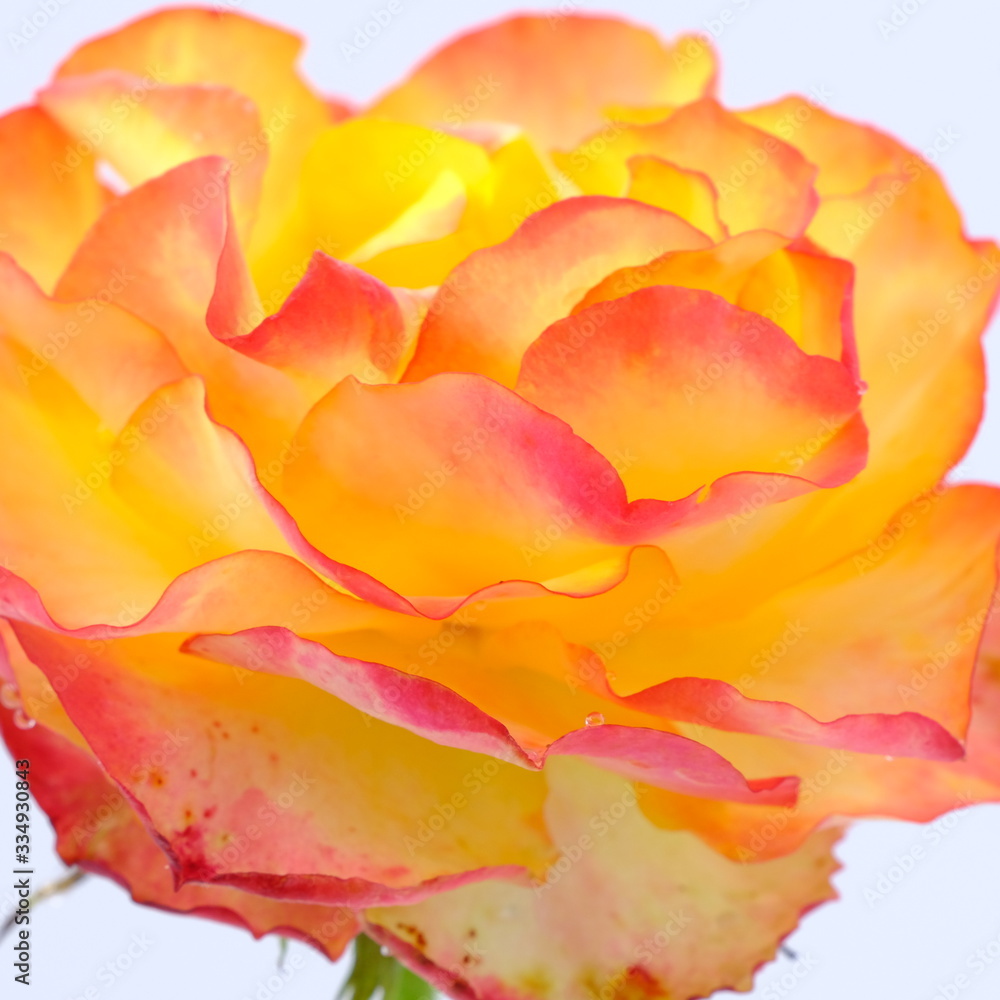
338, 934, 435, 1000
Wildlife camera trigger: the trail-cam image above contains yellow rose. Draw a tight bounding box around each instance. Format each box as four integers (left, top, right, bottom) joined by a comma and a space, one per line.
1, 10, 999, 999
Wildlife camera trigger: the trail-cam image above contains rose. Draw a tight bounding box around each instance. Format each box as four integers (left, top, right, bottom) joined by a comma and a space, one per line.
1, 10, 999, 1000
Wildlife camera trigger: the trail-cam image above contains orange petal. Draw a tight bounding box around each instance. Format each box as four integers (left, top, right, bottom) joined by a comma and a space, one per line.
11, 623, 554, 906
219, 252, 413, 408
555, 100, 819, 238
249, 118, 491, 306
368, 16, 716, 150
0, 708, 359, 958
517, 285, 866, 502
669, 173, 998, 607
367, 758, 840, 1000
639, 563, 1000, 862
277, 373, 781, 602
56, 157, 306, 463
0, 262, 192, 626
0, 254, 185, 430
404, 196, 711, 385
586, 485, 1000, 758
737, 97, 909, 198
187, 626, 799, 806
39, 71, 267, 241
55, 7, 331, 258
0, 107, 105, 292
626, 154, 727, 240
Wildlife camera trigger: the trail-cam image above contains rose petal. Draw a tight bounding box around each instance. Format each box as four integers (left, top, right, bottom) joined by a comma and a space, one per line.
56, 157, 306, 462
277, 373, 731, 600
0, 266, 194, 627
40, 72, 267, 241
0, 254, 185, 430
366, 758, 840, 1000
626, 155, 728, 240
0, 707, 359, 958
517, 284, 866, 502
358, 135, 578, 290
55, 7, 331, 258
0, 107, 105, 292
368, 16, 716, 150
218, 252, 413, 407
10, 623, 554, 907
186, 626, 799, 806
555, 100, 819, 238
737, 98, 909, 198
404, 196, 712, 385
250, 118, 491, 307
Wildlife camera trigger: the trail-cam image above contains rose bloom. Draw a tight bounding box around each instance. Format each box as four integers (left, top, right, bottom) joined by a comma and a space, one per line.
1, 8, 999, 999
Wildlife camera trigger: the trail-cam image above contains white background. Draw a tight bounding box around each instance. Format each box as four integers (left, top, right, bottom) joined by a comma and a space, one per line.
2, 1, 1000, 997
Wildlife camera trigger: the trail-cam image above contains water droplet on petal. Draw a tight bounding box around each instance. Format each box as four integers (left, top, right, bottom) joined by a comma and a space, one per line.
605, 671, 617, 683
584, 711, 605, 727
379, 945, 391, 956
884, 755, 894, 761
13, 707, 35, 730
0, 682, 20, 710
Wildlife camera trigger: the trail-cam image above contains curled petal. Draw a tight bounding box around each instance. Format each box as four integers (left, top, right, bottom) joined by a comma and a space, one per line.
404, 196, 711, 385
0, 707, 359, 958
56, 157, 306, 460
186, 626, 799, 806
55, 7, 332, 256
10, 624, 554, 907
517, 284, 866, 503
0, 107, 105, 292
556, 100, 819, 238
366, 758, 840, 1000
369, 16, 716, 150
220, 252, 415, 407
39, 72, 267, 240
279, 372, 797, 601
